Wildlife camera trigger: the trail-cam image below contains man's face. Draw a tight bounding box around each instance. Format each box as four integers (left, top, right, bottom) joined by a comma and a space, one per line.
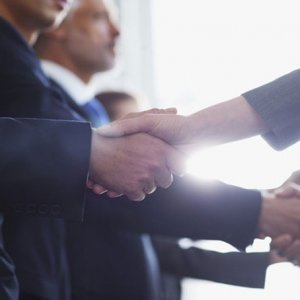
64, 0, 120, 73
1, 0, 73, 30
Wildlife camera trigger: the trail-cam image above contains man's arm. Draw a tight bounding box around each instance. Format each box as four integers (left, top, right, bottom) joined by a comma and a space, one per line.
152, 236, 271, 289
0, 118, 91, 221
1, 118, 185, 220
85, 176, 263, 250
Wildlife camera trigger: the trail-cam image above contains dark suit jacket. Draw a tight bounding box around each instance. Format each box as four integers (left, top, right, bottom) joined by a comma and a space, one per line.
0, 17, 90, 300
0, 16, 263, 300
0, 117, 91, 300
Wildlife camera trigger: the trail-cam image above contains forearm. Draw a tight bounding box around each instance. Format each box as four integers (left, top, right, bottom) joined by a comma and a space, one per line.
152, 236, 269, 288
85, 176, 262, 249
242, 69, 300, 150
187, 96, 269, 147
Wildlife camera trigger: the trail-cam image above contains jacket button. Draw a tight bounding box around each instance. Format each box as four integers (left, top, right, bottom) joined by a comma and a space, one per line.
38, 203, 49, 215
51, 204, 62, 216
13, 203, 24, 214
26, 203, 37, 214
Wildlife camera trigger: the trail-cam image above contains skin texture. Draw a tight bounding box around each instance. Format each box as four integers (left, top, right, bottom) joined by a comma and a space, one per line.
89, 129, 186, 201
97, 96, 269, 148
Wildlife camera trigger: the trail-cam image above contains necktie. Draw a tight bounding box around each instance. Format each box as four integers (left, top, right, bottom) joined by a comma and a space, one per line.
81, 98, 110, 127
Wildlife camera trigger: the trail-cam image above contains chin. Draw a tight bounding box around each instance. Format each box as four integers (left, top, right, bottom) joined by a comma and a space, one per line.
39, 8, 67, 28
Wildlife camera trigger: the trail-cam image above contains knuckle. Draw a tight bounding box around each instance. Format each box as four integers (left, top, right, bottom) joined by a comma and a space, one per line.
157, 174, 173, 189
148, 161, 162, 173
128, 191, 145, 201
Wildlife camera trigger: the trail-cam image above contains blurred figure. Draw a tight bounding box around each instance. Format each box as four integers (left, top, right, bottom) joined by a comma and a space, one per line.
96, 90, 139, 120
34, 0, 121, 128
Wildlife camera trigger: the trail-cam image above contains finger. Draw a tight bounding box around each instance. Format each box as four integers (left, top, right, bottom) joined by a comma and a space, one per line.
166, 148, 187, 177
130, 107, 177, 116
275, 182, 300, 198
121, 107, 177, 120
155, 171, 173, 189
107, 191, 123, 198
271, 234, 293, 255
284, 240, 300, 262
126, 190, 146, 201
142, 179, 157, 195
148, 107, 177, 114
269, 250, 287, 264
92, 185, 108, 195
98, 110, 178, 138
86, 179, 95, 189
97, 116, 153, 137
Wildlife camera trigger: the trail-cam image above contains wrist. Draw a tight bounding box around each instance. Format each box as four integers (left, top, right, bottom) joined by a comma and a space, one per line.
257, 192, 276, 238
89, 129, 104, 181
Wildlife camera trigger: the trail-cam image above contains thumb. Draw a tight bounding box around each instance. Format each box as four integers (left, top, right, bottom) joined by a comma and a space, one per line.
122, 107, 177, 120
271, 234, 292, 251
166, 147, 187, 177
275, 182, 300, 198
97, 107, 177, 137
97, 116, 154, 137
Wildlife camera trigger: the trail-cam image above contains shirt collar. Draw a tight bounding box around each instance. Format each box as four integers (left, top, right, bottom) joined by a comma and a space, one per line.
41, 60, 96, 105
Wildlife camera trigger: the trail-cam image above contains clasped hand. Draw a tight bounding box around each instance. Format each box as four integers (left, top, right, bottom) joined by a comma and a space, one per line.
88, 108, 187, 201
260, 180, 300, 266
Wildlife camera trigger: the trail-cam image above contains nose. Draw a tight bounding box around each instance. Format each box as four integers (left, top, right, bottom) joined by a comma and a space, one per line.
110, 20, 120, 38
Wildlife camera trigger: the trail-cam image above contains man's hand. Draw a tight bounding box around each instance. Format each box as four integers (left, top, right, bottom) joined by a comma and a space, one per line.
273, 182, 300, 198
88, 129, 186, 201
279, 169, 300, 187
268, 170, 300, 196
258, 193, 300, 240
271, 234, 300, 266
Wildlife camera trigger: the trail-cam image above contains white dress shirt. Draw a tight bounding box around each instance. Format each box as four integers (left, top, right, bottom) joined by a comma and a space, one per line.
41, 60, 96, 105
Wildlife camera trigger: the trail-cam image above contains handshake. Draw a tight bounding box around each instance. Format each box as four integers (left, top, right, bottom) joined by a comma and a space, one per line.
87, 108, 300, 267
88, 108, 187, 201
259, 171, 300, 266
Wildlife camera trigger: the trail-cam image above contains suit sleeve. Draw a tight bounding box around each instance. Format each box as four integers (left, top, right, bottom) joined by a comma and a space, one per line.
152, 236, 269, 288
0, 118, 91, 221
242, 69, 300, 150
86, 175, 262, 250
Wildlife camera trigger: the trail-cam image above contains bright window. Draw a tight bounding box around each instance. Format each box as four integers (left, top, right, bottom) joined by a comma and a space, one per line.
151, 0, 300, 189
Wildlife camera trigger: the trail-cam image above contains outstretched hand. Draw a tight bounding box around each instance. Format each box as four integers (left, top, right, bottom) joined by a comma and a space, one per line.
97, 108, 191, 146
258, 193, 300, 240
88, 107, 187, 200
